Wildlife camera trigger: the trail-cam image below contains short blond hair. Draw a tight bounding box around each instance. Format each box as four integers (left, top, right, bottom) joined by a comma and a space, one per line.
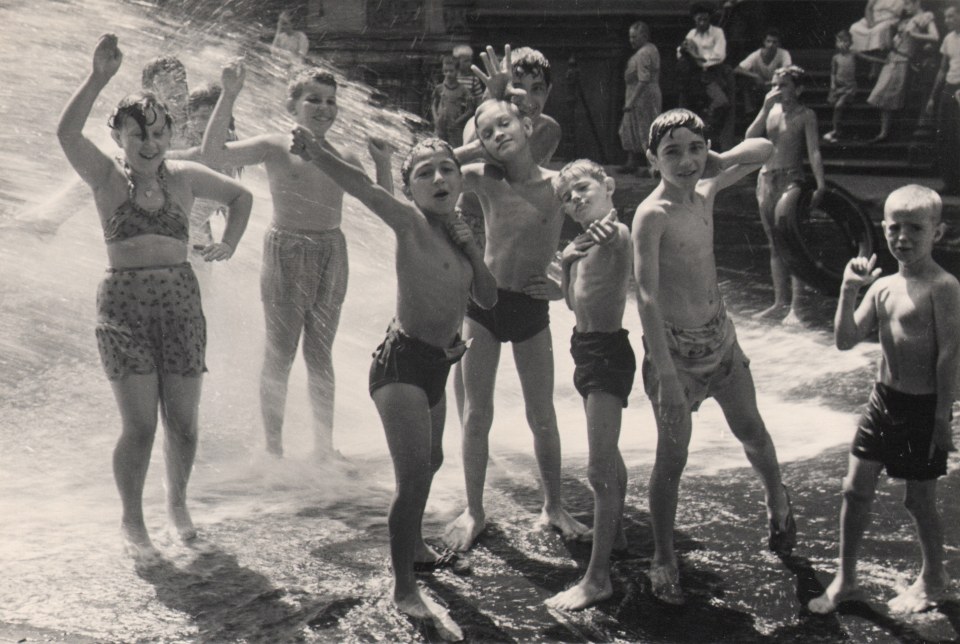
884, 184, 943, 222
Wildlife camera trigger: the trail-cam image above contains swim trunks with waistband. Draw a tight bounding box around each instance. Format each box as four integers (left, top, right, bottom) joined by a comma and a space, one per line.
465, 288, 549, 343
571, 328, 636, 407
757, 166, 805, 220
852, 382, 948, 480
641, 300, 750, 411
260, 225, 348, 315
95, 263, 207, 380
369, 319, 468, 408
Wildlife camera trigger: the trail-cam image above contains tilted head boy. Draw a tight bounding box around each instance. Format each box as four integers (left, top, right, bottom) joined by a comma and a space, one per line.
286, 69, 338, 137
400, 137, 463, 217
882, 184, 945, 267
510, 47, 552, 120
646, 108, 709, 188
473, 99, 533, 163
554, 159, 616, 227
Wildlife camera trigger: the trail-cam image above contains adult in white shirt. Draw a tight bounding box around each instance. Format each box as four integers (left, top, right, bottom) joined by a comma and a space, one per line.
849, 0, 906, 52
677, 2, 732, 133
735, 28, 792, 114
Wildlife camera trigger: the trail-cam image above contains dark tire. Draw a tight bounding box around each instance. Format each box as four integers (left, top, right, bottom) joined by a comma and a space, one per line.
773, 179, 878, 295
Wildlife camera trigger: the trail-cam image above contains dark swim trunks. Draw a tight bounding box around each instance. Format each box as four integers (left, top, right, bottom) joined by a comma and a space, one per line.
852, 382, 948, 481
95, 263, 207, 381
570, 328, 636, 407
368, 319, 468, 408
465, 288, 549, 343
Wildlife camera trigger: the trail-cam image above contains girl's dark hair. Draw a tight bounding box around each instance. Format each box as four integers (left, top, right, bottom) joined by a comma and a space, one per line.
108, 92, 172, 137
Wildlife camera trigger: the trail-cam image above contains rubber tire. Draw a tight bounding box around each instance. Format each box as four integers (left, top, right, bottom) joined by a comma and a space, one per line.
773, 179, 878, 295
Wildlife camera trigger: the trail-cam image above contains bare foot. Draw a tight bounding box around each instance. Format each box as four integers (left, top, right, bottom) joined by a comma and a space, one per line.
442, 510, 485, 551
313, 448, 358, 476
396, 588, 464, 642
753, 303, 790, 320
807, 577, 864, 614
121, 524, 162, 563
167, 505, 197, 543
545, 578, 613, 611
781, 310, 803, 327
538, 507, 589, 541
888, 574, 950, 613
649, 563, 685, 605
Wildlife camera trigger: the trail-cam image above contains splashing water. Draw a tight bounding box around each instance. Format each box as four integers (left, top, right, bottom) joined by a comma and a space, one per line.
0, 0, 882, 639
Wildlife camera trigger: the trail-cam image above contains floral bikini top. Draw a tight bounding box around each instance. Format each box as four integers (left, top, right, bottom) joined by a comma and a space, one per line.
103, 161, 189, 243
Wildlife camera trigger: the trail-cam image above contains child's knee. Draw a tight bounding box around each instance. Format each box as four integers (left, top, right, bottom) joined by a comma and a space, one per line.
903, 483, 938, 516
587, 461, 617, 492
525, 407, 557, 436
841, 473, 876, 504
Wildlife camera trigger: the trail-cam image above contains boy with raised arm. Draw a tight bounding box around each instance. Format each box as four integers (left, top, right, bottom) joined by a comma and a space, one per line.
202, 60, 393, 462
745, 65, 825, 324
545, 160, 635, 611
633, 108, 794, 604
292, 130, 497, 642
809, 185, 959, 615
442, 94, 588, 551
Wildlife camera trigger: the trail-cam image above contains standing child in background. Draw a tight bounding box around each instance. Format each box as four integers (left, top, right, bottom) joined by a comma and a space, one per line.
734, 27, 792, 116
745, 65, 825, 324
863, 0, 938, 143
432, 55, 475, 148
823, 30, 858, 143
292, 130, 497, 642
57, 34, 253, 560
201, 61, 393, 462
271, 9, 309, 63
453, 44, 485, 104
925, 3, 960, 196
808, 184, 959, 615
545, 160, 635, 611
619, 21, 662, 174
633, 109, 794, 604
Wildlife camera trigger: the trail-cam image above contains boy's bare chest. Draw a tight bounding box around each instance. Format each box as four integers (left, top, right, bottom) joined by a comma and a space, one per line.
880, 284, 933, 333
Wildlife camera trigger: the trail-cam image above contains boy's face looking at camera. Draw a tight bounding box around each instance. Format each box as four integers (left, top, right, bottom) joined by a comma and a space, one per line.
883, 200, 944, 267
514, 67, 551, 119
763, 35, 780, 53
442, 60, 458, 82
289, 80, 338, 136
556, 171, 615, 227
772, 73, 801, 102
404, 147, 463, 217
474, 101, 532, 162
647, 125, 708, 189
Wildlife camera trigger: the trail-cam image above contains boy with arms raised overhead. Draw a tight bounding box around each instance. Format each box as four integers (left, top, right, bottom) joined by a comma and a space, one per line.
442, 93, 588, 551
633, 108, 794, 604
292, 130, 496, 642
202, 61, 393, 462
745, 65, 825, 324
809, 184, 959, 615
545, 160, 635, 611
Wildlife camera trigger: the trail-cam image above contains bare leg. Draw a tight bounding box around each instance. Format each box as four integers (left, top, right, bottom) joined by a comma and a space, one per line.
303, 302, 344, 461
546, 392, 624, 610
888, 479, 950, 613
514, 328, 588, 540
109, 374, 162, 560
808, 455, 881, 614
754, 184, 792, 320
444, 321, 500, 551
159, 373, 202, 542
260, 299, 305, 457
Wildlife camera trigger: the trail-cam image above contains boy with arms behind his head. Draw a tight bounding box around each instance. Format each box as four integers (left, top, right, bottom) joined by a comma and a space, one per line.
202, 61, 393, 462
809, 185, 959, 615
633, 108, 794, 604
545, 160, 635, 611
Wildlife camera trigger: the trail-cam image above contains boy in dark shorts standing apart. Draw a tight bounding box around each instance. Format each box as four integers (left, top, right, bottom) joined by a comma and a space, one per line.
292, 129, 497, 641
809, 184, 960, 615
633, 108, 795, 604
545, 160, 635, 611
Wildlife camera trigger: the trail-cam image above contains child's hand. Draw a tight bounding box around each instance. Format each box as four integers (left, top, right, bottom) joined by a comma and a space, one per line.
655, 374, 689, 427
586, 210, 618, 245
561, 234, 594, 264
367, 136, 396, 164
842, 253, 881, 289
92, 34, 123, 80
220, 59, 246, 97
200, 241, 235, 261
522, 274, 562, 300
445, 218, 480, 254
931, 417, 956, 458
473, 44, 527, 105
290, 125, 321, 161
762, 86, 782, 111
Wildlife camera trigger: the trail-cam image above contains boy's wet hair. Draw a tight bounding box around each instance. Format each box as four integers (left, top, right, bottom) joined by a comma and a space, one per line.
511, 47, 552, 87
108, 92, 172, 137
885, 184, 943, 222
647, 108, 706, 155
690, 2, 714, 18
553, 159, 608, 198
141, 56, 187, 88
188, 83, 222, 111
400, 137, 461, 190
288, 68, 338, 100
773, 64, 807, 88
835, 29, 852, 43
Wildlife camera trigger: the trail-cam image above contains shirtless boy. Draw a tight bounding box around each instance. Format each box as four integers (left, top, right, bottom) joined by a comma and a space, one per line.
292, 131, 496, 642
443, 97, 588, 551
545, 160, 635, 611
202, 60, 393, 461
745, 65, 825, 324
809, 184, 959, 615
633, 108, 795, 604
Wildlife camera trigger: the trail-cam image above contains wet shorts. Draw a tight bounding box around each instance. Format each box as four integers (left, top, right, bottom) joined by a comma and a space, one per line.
369, 319, 468, 408
95, 263, 207, 381
852, 382, 948, 480
641, 301, 751, 411
570, 328, 636, 407
465, 288, 549, 343
260, 225, 348, 315
757, 166, 804, 219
